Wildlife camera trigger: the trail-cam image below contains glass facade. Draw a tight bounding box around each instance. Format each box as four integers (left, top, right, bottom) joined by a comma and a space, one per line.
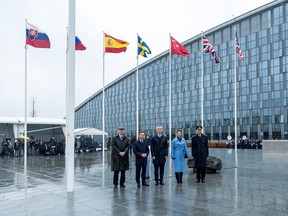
75, 1, 288, 140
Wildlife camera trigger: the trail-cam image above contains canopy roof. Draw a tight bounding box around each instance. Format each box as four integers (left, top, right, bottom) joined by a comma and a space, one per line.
0, 116, 66, 125
75, 127, 108, 136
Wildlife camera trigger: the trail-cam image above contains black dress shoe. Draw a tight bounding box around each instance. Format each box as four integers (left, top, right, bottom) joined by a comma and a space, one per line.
160, 182, 164, 185
120, 184, 126, 188
201, 179, 205, 183
196, 180, 200, 183
142, 182, 149, 186
137, 184, 141, 188
155, 182, 159, 185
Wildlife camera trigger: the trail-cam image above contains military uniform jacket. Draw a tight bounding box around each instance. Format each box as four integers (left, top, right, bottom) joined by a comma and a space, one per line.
151, 135, 168, 165
133, 139, 149, 167
191, 134, 209, 167
111, 135, 130, 171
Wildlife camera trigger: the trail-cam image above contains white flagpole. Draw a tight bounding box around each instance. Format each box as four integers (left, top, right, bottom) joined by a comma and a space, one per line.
136, 33, 139, 140
234, 27, 238, 154
102, 31, 106, 161
169, 33, 172, 156
201, 32, 204, 132
65, 26, 69, 162
66, 0, 76, 192
24, 19, 28, 175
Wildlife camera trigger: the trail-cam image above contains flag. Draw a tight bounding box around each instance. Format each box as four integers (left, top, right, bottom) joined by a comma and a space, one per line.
75, 36, 86, 51
138, 35, 151, 57
104, 33, 129, 53
202, 35, 221, 64
26, 22, 50, 48
170, 36, 189, 56
235, 31, 244, 61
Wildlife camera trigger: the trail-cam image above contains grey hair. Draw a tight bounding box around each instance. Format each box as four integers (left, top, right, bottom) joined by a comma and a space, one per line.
156, 125, 163, 129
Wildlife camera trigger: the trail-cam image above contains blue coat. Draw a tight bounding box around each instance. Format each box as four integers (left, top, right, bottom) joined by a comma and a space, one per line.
171, 137, 189, 172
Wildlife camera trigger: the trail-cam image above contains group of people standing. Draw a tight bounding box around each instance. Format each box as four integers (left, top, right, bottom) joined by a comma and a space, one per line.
110, 125, 209, 188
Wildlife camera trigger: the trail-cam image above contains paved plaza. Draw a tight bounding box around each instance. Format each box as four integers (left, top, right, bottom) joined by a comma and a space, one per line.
0, 149, 287, 216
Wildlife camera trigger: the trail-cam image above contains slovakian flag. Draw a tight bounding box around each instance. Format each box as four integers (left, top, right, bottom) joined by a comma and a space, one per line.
75, 36, 86, 51
202, 35, 221, 64
170, 36, 189, 56
104, 33, 129, 53
26, 22, 50, 48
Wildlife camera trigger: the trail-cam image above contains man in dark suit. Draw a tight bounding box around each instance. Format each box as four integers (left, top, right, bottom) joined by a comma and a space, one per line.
133, 131, 149, 188
191, 125, 209, 183
111, 127, 130, 188
151, 125, 168, 185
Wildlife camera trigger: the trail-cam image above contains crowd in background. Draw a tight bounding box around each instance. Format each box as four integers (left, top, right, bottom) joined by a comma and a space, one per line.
226, 137, 263, 149
0, 135, 102, 157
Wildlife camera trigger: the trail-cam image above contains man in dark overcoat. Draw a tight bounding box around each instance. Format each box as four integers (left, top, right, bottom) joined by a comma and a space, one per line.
151, 125, 168, 185
191, 125, 209, 183
133, 131, 149, 188
111, 127, 130, 188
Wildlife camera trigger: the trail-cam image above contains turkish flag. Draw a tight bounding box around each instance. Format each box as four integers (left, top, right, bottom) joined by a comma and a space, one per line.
170, 36, 189, 56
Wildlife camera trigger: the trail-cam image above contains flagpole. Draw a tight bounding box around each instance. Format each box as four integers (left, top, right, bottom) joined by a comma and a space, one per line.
24, 19, 28, 175
169, 33, 172, 156
201, 32, 204, 131
65, 26, 69, 160
136, 33, 139, 140
66, 0, 76, 192
234, 27, 238, 154
102, 31, 106, 162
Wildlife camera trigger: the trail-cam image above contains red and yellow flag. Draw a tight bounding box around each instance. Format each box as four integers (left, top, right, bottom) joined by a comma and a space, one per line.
104, 33, 129, 53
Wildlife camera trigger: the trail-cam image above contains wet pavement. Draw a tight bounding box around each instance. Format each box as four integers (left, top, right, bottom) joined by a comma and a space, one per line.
0, 149, 287, 216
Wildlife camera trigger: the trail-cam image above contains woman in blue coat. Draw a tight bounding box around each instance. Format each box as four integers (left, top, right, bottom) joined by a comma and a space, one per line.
171, 130, 189, 183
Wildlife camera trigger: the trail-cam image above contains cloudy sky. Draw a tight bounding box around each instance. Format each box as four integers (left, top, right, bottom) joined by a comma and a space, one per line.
0, 0, 272, 118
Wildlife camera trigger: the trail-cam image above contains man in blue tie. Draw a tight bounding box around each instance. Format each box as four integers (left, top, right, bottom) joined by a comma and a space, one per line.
133, 131, 149, 188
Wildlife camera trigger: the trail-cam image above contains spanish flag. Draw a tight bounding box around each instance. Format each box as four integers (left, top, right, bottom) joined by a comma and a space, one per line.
104, 33, 129, 53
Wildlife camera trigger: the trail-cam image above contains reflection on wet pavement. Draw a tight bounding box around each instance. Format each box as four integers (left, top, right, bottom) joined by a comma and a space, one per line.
0, 149, 287, 216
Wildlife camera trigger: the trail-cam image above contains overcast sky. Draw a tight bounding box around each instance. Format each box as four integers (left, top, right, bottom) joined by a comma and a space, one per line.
0, 0, 273, 118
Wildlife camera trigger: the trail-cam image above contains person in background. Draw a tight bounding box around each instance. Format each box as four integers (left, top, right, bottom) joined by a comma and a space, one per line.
171, 130, 188, 184
145, 135, 152, 180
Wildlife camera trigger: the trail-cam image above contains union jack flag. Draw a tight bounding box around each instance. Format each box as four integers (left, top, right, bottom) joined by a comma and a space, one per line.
235, 31, 244, 61
202, 35, 221, 64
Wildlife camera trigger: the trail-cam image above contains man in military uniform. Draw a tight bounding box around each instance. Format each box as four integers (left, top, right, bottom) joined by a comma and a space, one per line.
191, 125, 209, 183
111, 127, 130, 188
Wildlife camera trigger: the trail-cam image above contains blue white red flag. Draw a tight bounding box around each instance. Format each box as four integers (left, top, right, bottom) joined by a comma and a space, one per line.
75, 36, 86, 51
26, 22, 50, 48
202, 35, 220, 64
235, 31, 244, 61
